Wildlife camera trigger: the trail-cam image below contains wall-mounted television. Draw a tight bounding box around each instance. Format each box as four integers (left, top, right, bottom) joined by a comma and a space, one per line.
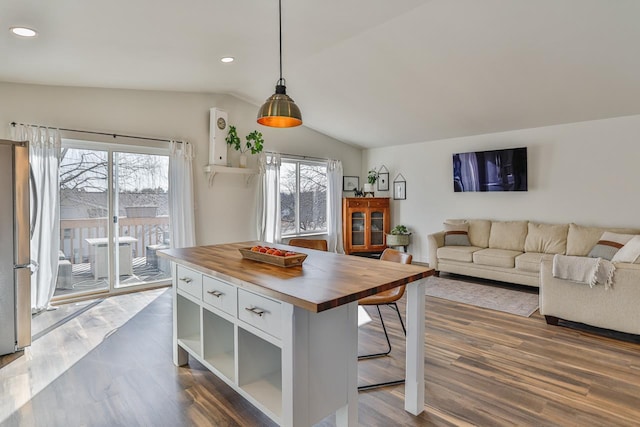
453, 147, 527, 192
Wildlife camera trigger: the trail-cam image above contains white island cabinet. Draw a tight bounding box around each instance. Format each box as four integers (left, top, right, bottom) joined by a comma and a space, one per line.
160, 242, 432, 426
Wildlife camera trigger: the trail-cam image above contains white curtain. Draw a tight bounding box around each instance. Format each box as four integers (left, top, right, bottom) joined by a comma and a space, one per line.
327, 159, 344, 253
168, 141, 196, 248
256, 153, 281, 243
13, 125, 61, 312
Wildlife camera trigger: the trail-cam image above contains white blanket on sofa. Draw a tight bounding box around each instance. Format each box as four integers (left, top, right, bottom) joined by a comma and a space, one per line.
552, 254, 615, 289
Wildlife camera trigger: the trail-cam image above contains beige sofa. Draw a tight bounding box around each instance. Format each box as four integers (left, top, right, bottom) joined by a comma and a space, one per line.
428, 220, 640, 334
428, 219, 573, 288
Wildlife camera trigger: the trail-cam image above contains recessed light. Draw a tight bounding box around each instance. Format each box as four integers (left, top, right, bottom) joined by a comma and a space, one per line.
10, 27, 38, 38
221, 57, 234, 63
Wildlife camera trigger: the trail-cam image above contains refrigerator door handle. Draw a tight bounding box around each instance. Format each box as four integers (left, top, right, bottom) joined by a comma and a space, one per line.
14, 263, 31, 269
14, 260, 38, 274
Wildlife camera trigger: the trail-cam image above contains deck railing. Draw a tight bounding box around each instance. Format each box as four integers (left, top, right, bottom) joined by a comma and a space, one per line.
60, 216, 170, 263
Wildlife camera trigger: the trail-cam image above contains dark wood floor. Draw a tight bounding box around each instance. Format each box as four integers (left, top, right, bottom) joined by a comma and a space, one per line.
4, 286, 640, 426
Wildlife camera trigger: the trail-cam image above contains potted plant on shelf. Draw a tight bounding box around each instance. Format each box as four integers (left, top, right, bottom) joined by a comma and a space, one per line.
364, 169, 378, 194
225, 126, 265, 168
386, 224, 411, 247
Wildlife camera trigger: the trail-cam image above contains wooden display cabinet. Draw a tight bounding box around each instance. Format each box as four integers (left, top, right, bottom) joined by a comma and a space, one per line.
342, 197, 390, 255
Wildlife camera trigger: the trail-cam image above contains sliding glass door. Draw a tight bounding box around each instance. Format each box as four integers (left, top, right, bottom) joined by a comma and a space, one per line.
114, 151, 171, 288
54, 140, 170, 299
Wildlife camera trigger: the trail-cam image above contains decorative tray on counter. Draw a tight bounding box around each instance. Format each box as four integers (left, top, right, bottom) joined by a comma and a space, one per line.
238, 246, 307, 267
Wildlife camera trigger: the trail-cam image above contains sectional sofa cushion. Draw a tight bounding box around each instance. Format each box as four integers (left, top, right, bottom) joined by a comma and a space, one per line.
473, 248, 523, 268
443, 221, 471, 246
437, 246, 482, 263
515, 252, 554, 273
467, 219, 492, 248
566, 223, 608, 256
588, 231, 636, 260
488, 221, 528, 251
524, 222, 569, 254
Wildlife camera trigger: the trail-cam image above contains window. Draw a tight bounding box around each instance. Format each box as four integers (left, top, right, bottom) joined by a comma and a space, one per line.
280, 159, 327, 236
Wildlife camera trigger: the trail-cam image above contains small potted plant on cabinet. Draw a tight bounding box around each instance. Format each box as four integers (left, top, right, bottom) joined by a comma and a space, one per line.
363, 169, 378, 194
386, 224, 411, 247
226, 126, 265, 167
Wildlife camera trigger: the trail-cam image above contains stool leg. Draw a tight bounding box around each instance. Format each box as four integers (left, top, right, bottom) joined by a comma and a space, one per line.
357, 304, 406, 391
390, 302, 406, 335
358, 305, 392, 359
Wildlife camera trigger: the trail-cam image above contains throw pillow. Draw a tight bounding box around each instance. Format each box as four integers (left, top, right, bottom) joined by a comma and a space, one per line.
588, 231, 635, 260
443, 221, 471, 246
611, 235, 640, 263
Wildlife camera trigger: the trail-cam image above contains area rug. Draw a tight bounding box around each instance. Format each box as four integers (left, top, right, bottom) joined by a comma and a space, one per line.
424, 275, 539, 317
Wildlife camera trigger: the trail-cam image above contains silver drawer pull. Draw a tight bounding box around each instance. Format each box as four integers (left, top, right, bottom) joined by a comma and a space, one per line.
245, 306, 266, 317
207, 290, 224, 298
179, 277, 193, 284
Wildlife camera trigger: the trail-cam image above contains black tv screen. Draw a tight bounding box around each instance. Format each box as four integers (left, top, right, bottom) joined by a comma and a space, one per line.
453, 147, 527, 192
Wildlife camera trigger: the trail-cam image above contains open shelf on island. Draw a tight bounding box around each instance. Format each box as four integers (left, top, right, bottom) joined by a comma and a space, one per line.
239, 371, 282, 419
203, 308, 235, 381
238, 327, 282, 418
177, 294, 201, 356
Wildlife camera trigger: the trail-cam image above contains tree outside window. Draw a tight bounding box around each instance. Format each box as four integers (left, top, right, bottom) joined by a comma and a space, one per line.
280, 160, 327, 236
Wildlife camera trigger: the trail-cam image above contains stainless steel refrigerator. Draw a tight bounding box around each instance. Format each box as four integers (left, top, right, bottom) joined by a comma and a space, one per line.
0, 139, 31, 356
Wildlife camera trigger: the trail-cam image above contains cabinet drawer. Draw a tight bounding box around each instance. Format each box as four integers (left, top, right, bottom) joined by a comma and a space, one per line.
346, 199, 367, 208
203, 275, 237, 316
238, 289, 282, 339
368, 199, 388, 208
176, 265, 203, 300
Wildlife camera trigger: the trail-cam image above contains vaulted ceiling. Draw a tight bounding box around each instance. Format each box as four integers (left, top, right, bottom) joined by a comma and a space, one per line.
3, 0, 640, 148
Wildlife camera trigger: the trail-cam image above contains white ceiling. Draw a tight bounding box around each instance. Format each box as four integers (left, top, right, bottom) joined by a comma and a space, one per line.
2, 0, 640, 149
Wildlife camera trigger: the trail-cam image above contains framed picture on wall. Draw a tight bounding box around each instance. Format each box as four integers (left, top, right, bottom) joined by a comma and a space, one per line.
377, 165, 389, 191
343, 176, 359, 192
378, 173, 389, 191
393, 174, 406, 200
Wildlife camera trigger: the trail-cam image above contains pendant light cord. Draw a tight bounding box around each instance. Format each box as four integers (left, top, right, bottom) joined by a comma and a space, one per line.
278, 0, 283, 84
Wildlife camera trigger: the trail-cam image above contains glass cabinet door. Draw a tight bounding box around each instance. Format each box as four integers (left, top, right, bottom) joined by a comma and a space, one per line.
351, 211, 365, 246
370, 211, 384, 246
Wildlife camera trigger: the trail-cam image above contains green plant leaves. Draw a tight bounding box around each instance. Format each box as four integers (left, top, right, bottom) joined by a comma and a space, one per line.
226, 125, 264, 154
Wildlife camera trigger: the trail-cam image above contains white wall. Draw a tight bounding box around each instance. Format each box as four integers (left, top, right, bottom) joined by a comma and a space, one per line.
0, 82, 362, 245
363, 114, 640, 263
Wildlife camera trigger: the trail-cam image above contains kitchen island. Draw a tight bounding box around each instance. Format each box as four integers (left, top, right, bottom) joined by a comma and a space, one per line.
159, 242, 432, 426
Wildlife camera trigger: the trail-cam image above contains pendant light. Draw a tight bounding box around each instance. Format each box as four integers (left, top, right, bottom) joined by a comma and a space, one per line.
257, 0, 302, 128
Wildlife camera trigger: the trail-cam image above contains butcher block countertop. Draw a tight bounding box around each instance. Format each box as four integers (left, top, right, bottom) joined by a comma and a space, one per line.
159, 241, 433, 313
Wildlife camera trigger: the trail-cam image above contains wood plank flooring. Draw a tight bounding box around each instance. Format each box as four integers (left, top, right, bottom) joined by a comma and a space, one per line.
2, 285, 640, 426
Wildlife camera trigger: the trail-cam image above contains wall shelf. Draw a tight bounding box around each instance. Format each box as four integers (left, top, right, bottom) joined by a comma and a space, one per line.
204, 164, 258, 186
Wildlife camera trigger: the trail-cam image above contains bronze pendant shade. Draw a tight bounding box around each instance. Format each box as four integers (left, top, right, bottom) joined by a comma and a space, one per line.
257, 0, 302, 128
257, 80, 302, 127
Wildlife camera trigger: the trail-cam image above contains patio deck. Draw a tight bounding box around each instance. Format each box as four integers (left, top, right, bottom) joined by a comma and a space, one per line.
54, 255, 171, 297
